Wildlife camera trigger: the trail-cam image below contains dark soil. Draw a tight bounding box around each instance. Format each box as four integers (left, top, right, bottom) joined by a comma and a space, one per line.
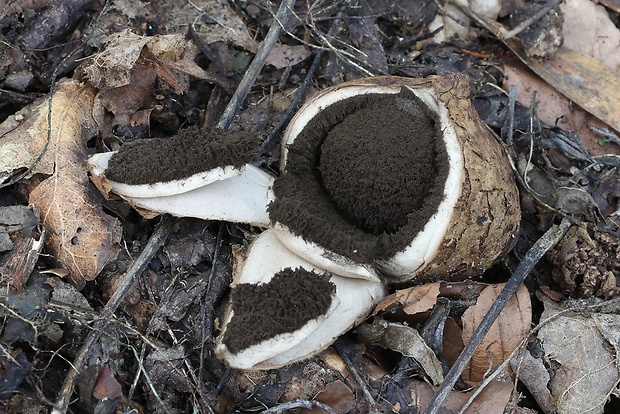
105, 126, 256, 184
270, 88, 448, 263
222, 267, 335, 354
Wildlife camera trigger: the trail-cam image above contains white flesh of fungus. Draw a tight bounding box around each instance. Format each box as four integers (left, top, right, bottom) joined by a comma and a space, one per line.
88, 152, 275, 227
215, 229, 385, 370
273, 223, 382, 282
88, 152, 244, 198
278, 84, 464, 279
377, 87, 464, 277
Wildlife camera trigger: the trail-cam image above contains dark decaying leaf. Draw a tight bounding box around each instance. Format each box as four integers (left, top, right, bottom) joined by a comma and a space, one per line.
0, 205, 39, 252
0, 350, 32, 400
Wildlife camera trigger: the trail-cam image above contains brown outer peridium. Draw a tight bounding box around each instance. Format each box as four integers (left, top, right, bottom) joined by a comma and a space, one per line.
415, 74, 520, 282
280, 74, 521, 283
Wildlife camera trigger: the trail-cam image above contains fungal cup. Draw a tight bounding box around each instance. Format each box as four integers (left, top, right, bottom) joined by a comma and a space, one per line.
88, 74, 520, 370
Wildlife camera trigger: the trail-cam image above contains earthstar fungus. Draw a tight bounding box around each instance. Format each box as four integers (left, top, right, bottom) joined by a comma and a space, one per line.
88, 74, 520, 370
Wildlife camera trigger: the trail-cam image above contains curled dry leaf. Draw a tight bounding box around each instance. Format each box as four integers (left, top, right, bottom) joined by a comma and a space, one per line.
82, 30, 187, 89
461, 282, 531, 383
356, 318, 444, 385
0, 79, 121, 288
373, 282, 441, 316
84, 31, 189, 134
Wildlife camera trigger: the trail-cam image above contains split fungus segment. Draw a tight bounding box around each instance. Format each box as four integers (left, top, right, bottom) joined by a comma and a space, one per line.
87, 74, 520, 370
88, 145, 275, 227
215, 229, 385, 370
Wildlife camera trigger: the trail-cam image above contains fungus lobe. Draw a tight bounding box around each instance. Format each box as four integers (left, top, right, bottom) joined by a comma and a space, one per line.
105, 126, 256, 185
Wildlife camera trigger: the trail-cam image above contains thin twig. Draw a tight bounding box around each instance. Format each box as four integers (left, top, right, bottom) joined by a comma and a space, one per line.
217, 0, 296, 131
590, 126, 620, 146
52, 215, 176, 414
423, 218, 573, 414
261, 398, 338, 414
127, 344, 173, 414
257, 10, 344, 164
333, 338, 380, 414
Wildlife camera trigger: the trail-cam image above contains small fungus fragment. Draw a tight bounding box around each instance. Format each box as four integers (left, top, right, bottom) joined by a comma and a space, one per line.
222, 267, 336, 354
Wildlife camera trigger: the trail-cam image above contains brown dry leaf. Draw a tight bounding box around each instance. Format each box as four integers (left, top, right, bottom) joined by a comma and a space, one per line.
461, 283, 531, 382
92, 365, 123, 400
2, 79, 123, 289
501, 0, 620, 154
562, 0, 620, 72
373, 282, 441, 315
502, 56, 617, 157
506, 41, 620, 134
515, 294, 620, 414
310, 380, 355, 414
152, 0, 257, 53
409, 377, 513, 413
442, 316, 465, 367
265, 43, 311, 70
